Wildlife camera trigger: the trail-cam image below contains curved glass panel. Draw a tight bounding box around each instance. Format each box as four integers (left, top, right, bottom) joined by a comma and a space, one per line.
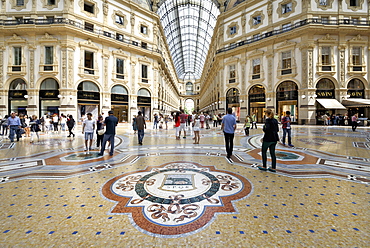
40, 78, 59, 90
348, 79, 364, 90
138, 88, 151, 97
78, 81, 99, 92
111, 85, 128, 95
10, 79, 27, 90
316, 78, 335, 89
157, 0, 220, 80
277, 81, 298, 92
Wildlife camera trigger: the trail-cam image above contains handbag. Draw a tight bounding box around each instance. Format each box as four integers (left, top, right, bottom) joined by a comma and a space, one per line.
97, 129, 105, 135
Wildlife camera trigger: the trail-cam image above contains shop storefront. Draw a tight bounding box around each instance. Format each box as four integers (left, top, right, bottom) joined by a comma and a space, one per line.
39, 78, 60, 116
111, 85, 129, 122
77, 81, 100, 119
276, 81, 298, 122
226, 88, 240, 121
248, 84, 265, 123
343, 79, 369, 118
315, 78, 346, 124
137, 88, 151, 121
8, 79, 28, 115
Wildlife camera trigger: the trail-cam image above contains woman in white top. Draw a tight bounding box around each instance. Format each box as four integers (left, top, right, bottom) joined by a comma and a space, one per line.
60, 114, 67, 132
45, 116, 52, 133
24, 115, 31, 137
192, 114, 200, 144
52, 114, 59, 132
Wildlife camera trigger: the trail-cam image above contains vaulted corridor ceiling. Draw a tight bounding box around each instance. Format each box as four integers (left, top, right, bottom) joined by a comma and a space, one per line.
157, 0, 220, 80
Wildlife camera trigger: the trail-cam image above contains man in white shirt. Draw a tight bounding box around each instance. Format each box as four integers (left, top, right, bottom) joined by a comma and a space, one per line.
82, 113, 95, 151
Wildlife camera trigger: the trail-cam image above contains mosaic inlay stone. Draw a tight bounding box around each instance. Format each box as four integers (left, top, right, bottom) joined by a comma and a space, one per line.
257, 151, 304, 161
298, 138, 337, 146
61, 152, 102, 161
102, 161, 252, 237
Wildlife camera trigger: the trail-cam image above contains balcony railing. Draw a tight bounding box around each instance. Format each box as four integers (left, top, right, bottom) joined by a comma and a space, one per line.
0, 18, 162, 55
216, 18, 370, 54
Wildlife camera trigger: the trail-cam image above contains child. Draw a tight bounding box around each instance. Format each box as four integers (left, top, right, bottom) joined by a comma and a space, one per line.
244, 115, 251, 136
193, 114, 200, 144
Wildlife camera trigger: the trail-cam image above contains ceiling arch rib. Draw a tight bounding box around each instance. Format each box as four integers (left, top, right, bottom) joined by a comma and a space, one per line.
157, 0, 220, 80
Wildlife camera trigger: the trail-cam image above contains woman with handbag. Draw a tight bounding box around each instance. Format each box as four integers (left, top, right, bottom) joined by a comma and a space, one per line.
96, 115, 104, 149
30, 115, 41, 143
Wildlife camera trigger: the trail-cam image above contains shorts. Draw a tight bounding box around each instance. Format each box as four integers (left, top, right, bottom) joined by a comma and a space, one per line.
193, 127, 200, 132
84, 132, 94, 140
180, 123, 186, 132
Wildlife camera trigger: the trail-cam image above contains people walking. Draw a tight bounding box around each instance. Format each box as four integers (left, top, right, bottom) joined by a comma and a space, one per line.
174, 112, 180, 140
153, 113, 159, 129
251, 113, 257, 129
258, 109, 279, 172
244, 115, 251, 136
193, 114, 200, 144
281, 111, 294, 147
351, 113, 358, 132
60, 114, 67, 132
199, 113, 205, 128
29, 115, 41, 143
221, 108, 237, 160
164, 115, 169, 130
82, 113, 95, 151
98, 110, 118, 156
52, 114, 59, 132
213, 114, 218, 127
132, 115, 138, 134
205, 113, 210, 129
66, 115, 75, 137
1, 115, 8, 136
179, 110, 187, 138
7, 113, 21, 142
136, 111, 146, 145
96, 115, 104, 149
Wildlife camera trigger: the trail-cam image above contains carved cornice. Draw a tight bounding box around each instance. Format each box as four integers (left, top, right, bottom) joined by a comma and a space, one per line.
6, 34, 27, 45
38, 33, 58, 44
79, 39, 99, 51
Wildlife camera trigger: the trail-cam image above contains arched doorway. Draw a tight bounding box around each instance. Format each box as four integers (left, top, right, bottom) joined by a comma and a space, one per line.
8, 79, 27, 115
137, 88, 151, 120
226, 88, 240, 121
185, 99, 195, 114
346, 78, 367, 118
315, 78, 337, 124
248, 84, 266, 123
77, 81, 100, 119
111, 85, 129, 122
39, 78, 60, 117
276, 81, 298, 122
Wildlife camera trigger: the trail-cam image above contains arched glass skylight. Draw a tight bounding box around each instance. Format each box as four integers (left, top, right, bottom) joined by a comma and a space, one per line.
157, 0, 220, 80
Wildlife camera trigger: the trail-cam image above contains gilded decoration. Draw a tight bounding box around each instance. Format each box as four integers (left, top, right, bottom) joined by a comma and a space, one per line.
315, 0, 334, 10
345, 0, 364, 11
112, 10, 128, 29
79, 0, 99, 18
226, 22, 239, 39
10, 0, 29, 11
101, 162, 252, 237
42, 0, 61, 10
277, 0, 297, 19
249, 11, 265, 30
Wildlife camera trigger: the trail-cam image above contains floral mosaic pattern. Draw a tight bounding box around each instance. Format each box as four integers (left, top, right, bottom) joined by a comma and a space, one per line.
102, 162, 252, 237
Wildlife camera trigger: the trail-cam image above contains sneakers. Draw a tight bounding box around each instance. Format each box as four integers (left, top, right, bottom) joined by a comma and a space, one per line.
258, 166, 268, 171
268, 168, 276, 172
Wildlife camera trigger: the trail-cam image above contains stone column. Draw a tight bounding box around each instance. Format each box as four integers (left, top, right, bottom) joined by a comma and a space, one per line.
27, 45, 38, 116
0, 46, 6, 115
101, 52, 110, 113
339, 45, 346, 88
59, 44, 76, 116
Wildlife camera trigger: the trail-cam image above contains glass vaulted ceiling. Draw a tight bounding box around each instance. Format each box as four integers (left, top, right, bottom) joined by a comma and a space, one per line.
157, 0, 220, 80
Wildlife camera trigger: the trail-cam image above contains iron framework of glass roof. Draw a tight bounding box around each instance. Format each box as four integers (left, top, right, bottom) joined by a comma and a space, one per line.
157, 0, 220, 80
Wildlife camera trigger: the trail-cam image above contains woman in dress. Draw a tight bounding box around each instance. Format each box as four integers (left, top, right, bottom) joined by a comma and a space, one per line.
192, 114, 200, 144
258, 109, 279, 172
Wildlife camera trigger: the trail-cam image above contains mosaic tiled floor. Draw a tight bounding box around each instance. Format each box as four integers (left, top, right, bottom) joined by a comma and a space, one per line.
0, 124, 369, 247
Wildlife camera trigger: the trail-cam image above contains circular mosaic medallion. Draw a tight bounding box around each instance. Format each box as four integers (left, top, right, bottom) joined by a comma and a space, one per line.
102, 162, 252, 237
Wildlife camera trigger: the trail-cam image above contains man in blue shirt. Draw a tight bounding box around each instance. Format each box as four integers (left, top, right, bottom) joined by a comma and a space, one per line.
98, 110, 118, 156
221, 108, 237, 159
7, 112, 21, 142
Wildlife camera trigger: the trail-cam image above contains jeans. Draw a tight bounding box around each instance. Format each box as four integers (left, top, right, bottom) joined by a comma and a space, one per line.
282, 128, 292, 145
100, 134, 115, 155
60, 123, 66, 131
138, 129, 144, 143
224, 132, 234, 157
153, 121, 158, 129
9, 126, 20, 142
262, 141, 277, 168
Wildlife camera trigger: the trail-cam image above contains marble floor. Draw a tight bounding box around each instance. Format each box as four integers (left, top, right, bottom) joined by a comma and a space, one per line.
0, 123, 369, 247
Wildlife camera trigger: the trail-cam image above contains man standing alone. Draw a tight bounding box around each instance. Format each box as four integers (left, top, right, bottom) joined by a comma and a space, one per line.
136, 111, 146, 145
7, 112, 21, 142
221, 108, 237, 160
98, 110, 118, 156
281, 111, 294, 147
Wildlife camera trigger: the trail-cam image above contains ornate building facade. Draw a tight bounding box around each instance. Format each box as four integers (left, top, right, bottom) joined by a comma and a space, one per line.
199, 0, 369, 124
0, 0, 180, 121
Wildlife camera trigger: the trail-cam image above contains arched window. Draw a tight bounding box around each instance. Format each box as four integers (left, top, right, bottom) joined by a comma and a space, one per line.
186, 82, 193, 95
111, 85, 128, 95
10, 78, 27, 90
138, 88, 151, 97
276, 81, 298, 100
316, 78, 335, 99
226, 88, 240, 104
40, 78, 59, 90
78, 81, 99, 92
249, 84, 265, 102
347, 79, 365, 98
